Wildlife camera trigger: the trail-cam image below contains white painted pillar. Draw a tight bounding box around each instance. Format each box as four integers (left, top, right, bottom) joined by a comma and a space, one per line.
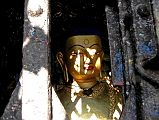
21, 0, 51, 120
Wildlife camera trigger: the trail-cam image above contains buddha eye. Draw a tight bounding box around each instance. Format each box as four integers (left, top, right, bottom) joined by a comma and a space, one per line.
95, 52, 100, 55
69, 53, 77, 59
71, 53, 77, 56
79, 53, 84, 57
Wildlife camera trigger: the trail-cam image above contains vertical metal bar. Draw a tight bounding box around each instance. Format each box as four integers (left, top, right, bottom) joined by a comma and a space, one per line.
105, 4, 124, 86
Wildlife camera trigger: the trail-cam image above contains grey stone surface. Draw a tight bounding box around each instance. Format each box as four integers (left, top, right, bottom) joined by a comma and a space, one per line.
1, 0, 50, 119
1, 83, 22, 120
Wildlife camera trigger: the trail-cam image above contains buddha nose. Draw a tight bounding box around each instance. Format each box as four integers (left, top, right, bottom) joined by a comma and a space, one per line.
86, 48, 96, 59
84, 55, 92, 64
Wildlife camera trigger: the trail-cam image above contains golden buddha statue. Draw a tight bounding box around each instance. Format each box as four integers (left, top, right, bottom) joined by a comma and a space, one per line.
55, 31, 123, 120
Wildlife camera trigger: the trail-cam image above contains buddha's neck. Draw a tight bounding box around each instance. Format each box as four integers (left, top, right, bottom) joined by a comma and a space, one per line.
74, 78, 97, 89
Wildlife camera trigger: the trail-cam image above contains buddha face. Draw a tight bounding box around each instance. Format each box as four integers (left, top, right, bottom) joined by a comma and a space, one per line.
65, 35, 104, 88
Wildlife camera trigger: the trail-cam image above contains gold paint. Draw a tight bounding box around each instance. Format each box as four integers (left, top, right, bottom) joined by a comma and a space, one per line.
84, 39, 89, 45
65, 35, 103, 89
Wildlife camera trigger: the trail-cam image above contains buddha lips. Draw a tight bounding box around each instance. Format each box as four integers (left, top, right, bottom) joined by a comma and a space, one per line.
84, 66, 94, 70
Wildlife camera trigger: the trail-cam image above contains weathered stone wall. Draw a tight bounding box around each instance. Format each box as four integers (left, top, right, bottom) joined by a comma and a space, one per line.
1, 0, 51, 120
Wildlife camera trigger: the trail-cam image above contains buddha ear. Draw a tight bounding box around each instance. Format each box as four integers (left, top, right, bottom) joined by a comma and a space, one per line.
56, 52, 69, 82
101, 51, 104, 59
56, 52, 65, 68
